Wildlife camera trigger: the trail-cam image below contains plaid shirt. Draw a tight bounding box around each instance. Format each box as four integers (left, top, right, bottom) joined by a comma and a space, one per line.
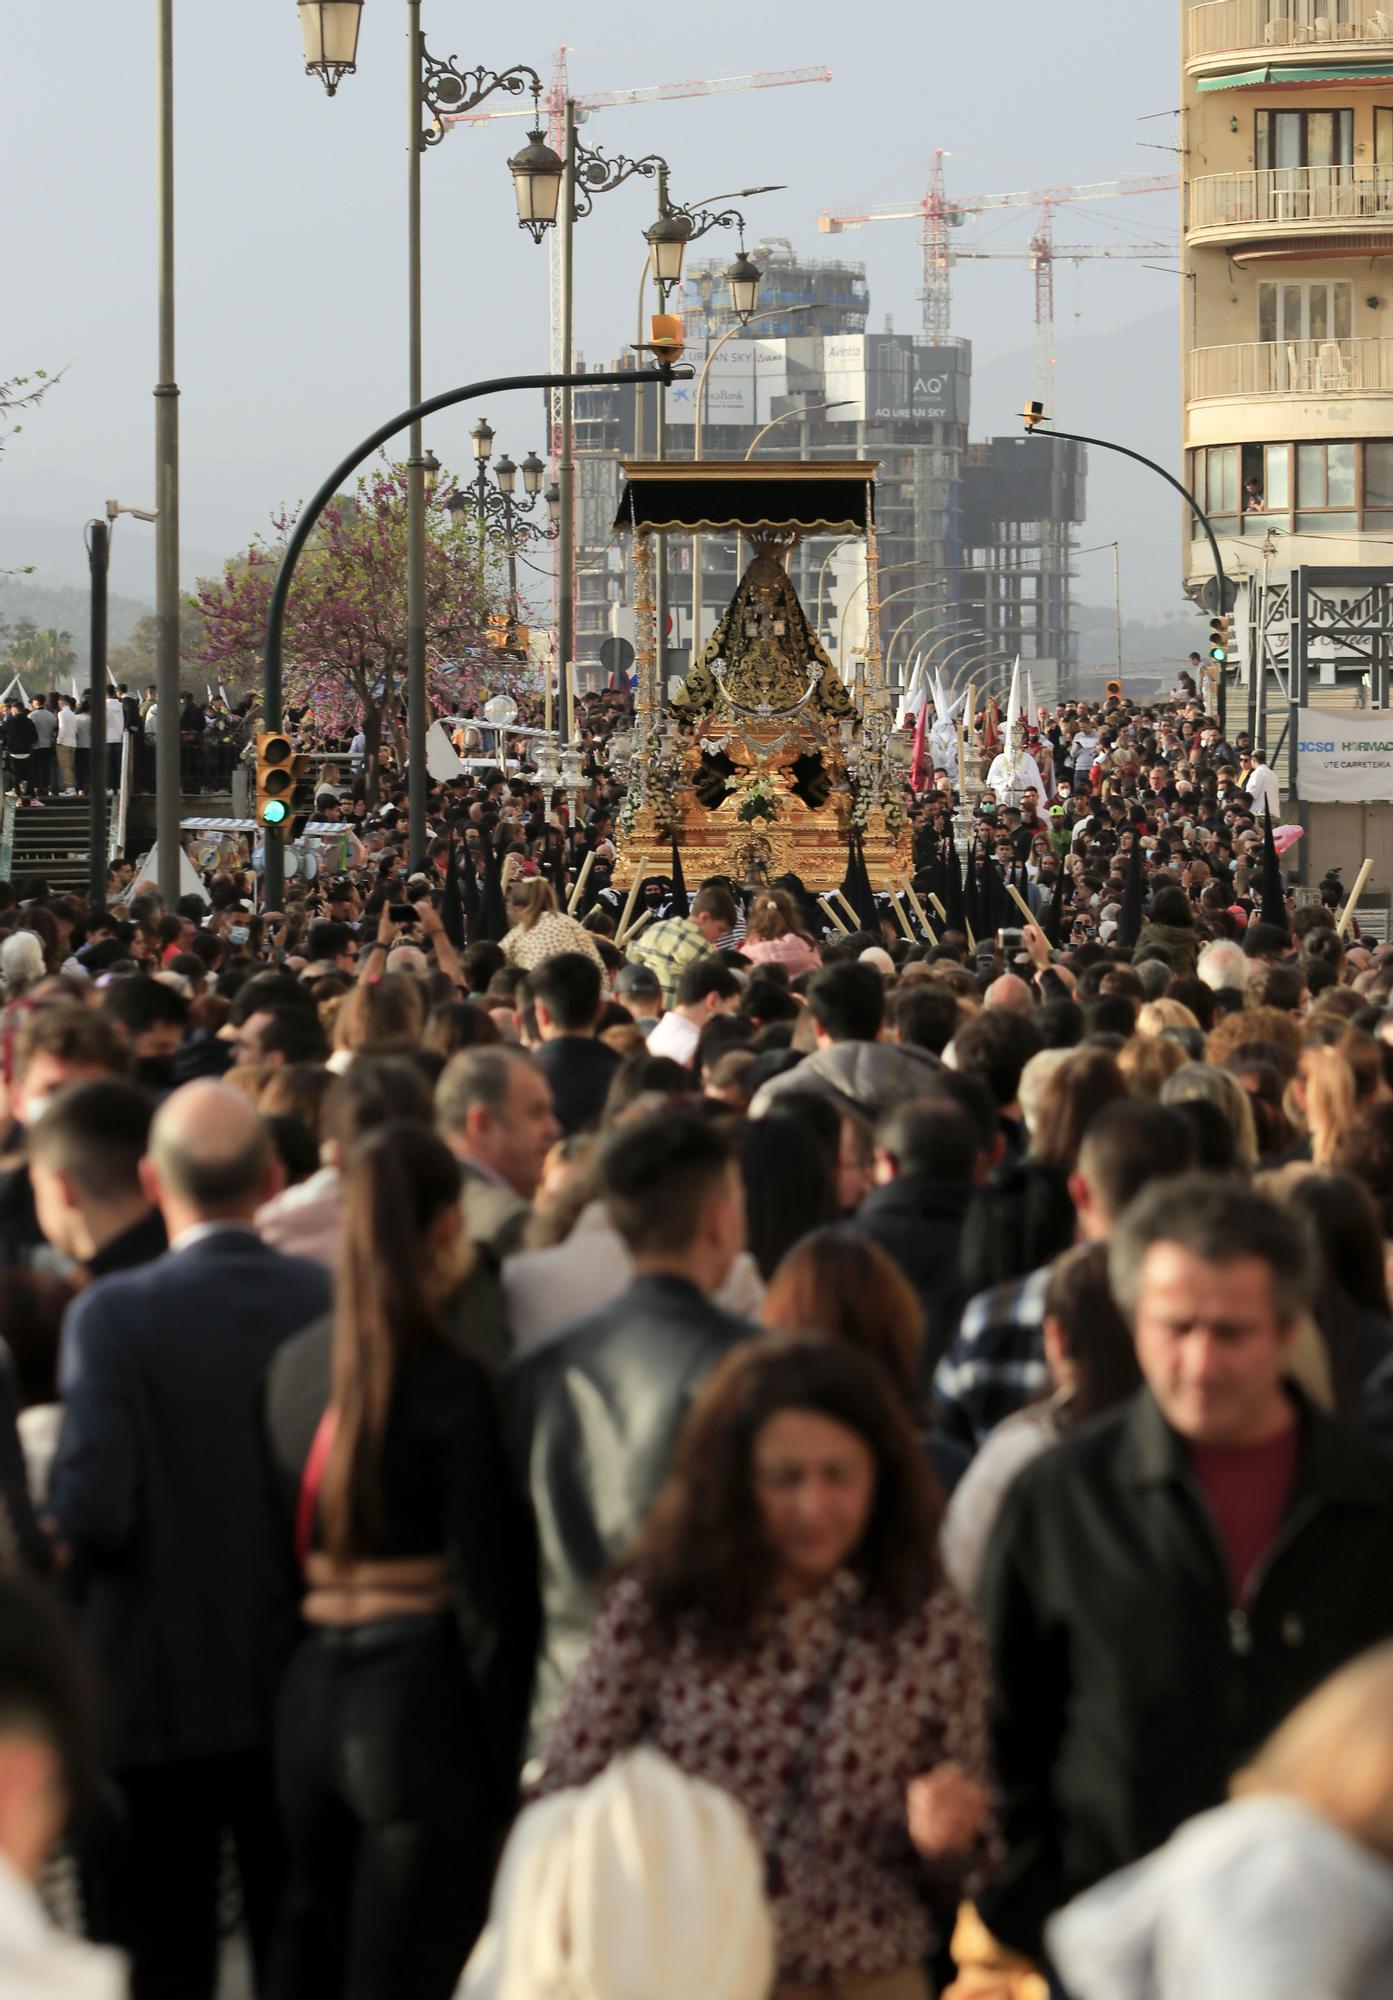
933, 1264, 1052, 1448
626, 916, 711, 1004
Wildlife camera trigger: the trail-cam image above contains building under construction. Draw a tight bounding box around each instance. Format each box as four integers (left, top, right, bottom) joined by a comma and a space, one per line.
567, 239, 1085, 691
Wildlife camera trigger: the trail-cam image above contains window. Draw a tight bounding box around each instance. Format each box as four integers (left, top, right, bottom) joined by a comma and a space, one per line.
1255, 108, 1353, 172
1378, 108, 1393, 167
1204, 445, 1240, 531
1257, 280, 1352, 346
1366, 442, 1393, 509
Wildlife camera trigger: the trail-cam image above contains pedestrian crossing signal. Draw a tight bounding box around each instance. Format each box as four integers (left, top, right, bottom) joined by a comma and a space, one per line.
1208, 615, 1230, 665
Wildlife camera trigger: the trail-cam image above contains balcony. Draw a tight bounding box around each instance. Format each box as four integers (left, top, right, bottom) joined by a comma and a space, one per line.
1187, 164, 1393, 240
1188, 0, 1393, 64
1190, 334, 1393, 397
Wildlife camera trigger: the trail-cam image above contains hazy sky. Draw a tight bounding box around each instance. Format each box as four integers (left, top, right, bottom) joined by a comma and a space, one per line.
4, 0, 1181, 612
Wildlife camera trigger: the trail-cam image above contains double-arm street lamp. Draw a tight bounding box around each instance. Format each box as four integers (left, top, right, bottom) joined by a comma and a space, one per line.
533, 121, 767, 714
301, 5, 765, 850
446, 423, 559, 642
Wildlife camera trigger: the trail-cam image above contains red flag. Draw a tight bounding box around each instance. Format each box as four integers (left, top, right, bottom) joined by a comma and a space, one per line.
910, 696, 930, 793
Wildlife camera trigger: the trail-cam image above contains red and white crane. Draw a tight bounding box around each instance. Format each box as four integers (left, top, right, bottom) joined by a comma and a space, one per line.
819, 155, 1177, 400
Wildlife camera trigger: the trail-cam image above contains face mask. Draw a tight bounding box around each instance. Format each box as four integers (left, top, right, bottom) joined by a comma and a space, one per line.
228, 925, 250, 946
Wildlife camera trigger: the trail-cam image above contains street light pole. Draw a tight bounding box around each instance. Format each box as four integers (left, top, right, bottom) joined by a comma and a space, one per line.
1025, 413, 1229, 723
405, 1, 429, 866
153, 0, 181, 904
261, 359, 689, 905
557, 96, 577, 740
689, 302, 818, 664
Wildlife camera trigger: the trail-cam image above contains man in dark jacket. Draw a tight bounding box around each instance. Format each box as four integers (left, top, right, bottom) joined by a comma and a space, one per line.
851, 1096, 980, 1383
505, 1112, 751, 1741
49, 1080, 331, 2000
977, 1176, 1393, 1969
27, 1078, 167, 1279
524, 952, 622, 1136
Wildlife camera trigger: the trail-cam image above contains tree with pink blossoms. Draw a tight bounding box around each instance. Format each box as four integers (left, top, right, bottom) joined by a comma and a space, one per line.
193, 459, 542, 803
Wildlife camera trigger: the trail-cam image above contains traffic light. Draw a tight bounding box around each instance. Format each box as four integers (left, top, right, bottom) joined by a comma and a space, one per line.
1023, 400, 1046, 431
1105, 678, 1123, 702
1208, 614, 1230, 665
256, 733, 294, 830
256, 732, 315, 838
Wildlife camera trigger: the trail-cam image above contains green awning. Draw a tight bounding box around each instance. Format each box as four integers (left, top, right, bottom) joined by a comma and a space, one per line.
1199, 62, 1393, 89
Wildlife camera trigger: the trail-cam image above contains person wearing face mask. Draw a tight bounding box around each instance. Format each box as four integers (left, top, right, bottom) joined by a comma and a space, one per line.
532, 1340, 995, 2000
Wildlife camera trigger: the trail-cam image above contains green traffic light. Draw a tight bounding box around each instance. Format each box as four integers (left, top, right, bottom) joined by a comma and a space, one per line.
262, 801, 289, 826
1209, 646, 1228, 663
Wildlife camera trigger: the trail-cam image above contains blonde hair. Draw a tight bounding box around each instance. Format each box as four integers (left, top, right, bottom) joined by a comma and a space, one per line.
1137, 998, 1200, 1038
332, 973, 427, 1055
1234, 1642, 1393, 1861
1118, 1033, 1188, 1099
1286, 1046, 1358, 1170
506, 877, 558, 932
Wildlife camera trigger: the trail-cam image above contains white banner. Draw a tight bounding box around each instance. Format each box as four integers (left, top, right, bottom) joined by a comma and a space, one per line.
665, 339, 787, 427
1297, 707, 1393, 802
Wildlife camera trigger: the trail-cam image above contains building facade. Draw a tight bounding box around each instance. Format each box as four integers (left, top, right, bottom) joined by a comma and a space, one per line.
566, 242, 1085, 694
1182, 0, 1393, 882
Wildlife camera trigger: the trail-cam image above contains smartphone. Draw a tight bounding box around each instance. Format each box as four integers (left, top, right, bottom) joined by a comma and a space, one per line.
997, 927, 1025, 955
389, 903, 416, 924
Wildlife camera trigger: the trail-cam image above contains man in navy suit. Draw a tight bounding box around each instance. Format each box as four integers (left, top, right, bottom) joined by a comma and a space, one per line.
50, 1079, 331, 2000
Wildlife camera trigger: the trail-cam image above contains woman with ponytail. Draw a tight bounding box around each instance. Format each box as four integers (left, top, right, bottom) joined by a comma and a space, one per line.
264, 1122, 539, 2000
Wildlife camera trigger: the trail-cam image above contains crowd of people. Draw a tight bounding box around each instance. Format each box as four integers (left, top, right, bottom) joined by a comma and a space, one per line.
3, 670, 1393, 1999
0, 683, 254, 802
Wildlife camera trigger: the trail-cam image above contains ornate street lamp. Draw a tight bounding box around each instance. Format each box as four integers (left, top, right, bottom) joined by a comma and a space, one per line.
520, 449, 545, 497
298, 0, 365, 96
645, 210, 693, 300
422, 448, 441, 499
508, 125, 565, 243
493, 452, 517, 497
726, 244, 763, 326
469, 418, 494, 463
543, 480, 560, 527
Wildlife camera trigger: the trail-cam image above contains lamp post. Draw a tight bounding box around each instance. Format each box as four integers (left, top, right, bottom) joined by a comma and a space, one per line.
866, 592, 965, 696
300, 4, 553, 865
538, 120, 768, 736
259, 357, 691, 908
744, 400, 853, 459
836, 562, 948, 686
632, 189, 774, 692
1023, 405, 1231, 724
1074, 539, 1123, 694
154, 0, 180, 902
688, 301, 821, 663
445, 429, 557, 643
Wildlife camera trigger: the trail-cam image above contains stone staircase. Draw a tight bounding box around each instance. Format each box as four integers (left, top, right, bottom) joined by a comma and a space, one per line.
0, 797, 99, 892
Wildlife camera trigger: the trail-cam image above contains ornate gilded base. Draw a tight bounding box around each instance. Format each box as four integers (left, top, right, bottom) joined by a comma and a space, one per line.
615, 795, 912, 895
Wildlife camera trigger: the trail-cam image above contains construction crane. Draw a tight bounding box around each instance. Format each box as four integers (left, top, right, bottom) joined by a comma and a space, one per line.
953, 219, 1176, 404
819, 153, 1177, 384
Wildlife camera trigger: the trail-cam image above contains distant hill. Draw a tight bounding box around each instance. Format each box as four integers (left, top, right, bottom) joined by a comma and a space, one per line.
0, 575, 150, 674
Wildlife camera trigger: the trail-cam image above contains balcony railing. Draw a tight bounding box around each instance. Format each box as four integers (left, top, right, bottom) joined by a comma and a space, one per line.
1190, 334, 1393, 396
1189, 0, 1393, 59
1188, 164, 1393, 231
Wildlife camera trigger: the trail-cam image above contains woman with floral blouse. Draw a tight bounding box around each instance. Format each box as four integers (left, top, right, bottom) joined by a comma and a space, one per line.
532, 1341, 997, 2000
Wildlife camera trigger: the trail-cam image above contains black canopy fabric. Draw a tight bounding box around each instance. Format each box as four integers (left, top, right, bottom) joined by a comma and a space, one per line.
614, 460, 877, 536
